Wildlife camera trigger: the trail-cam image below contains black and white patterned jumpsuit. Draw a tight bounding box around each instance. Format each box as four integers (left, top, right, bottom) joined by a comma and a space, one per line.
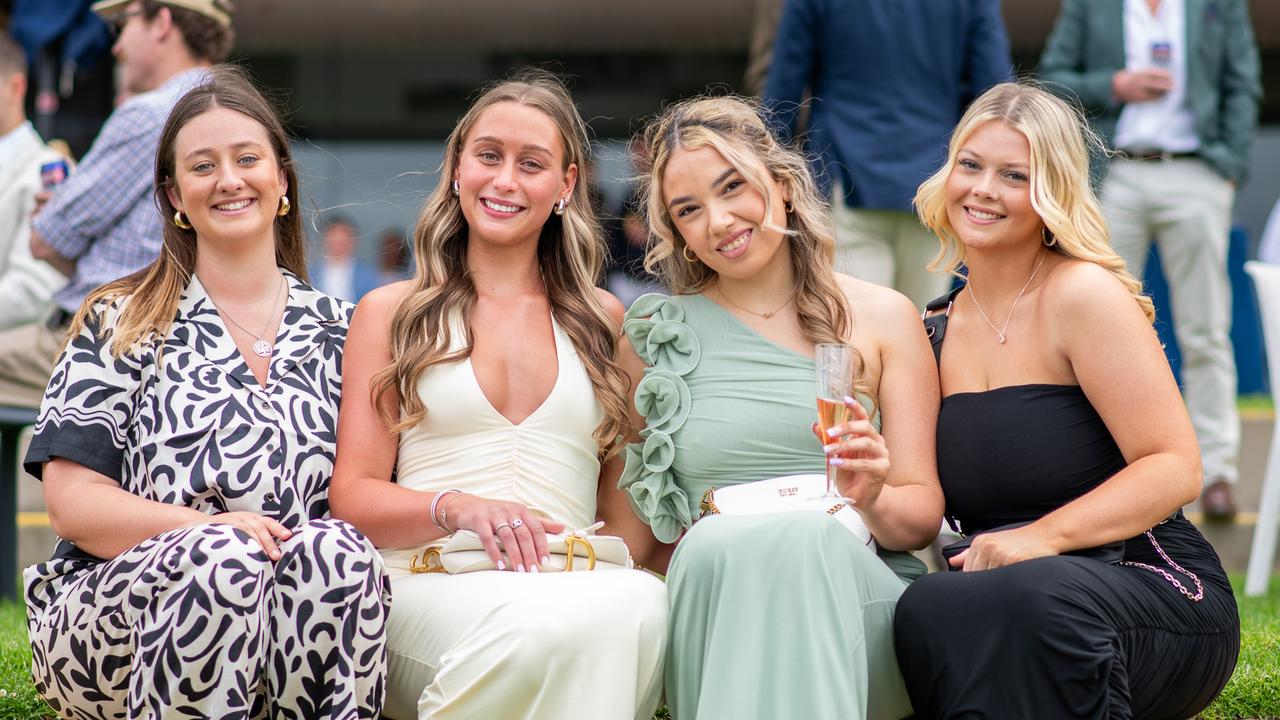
23, 273, 390, 719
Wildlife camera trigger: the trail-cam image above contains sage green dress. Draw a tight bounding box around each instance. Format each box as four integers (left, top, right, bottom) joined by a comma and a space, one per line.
620, 293, 925, 720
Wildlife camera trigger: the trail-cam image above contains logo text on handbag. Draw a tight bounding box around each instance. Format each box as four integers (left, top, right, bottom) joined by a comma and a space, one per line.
776, 486, 800, 497
564, 534, 598, 571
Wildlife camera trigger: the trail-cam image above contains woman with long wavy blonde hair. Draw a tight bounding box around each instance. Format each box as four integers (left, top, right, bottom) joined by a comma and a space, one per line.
612, 94, 943, 719
894, 82, 1239, 718
328, 69, 666, 720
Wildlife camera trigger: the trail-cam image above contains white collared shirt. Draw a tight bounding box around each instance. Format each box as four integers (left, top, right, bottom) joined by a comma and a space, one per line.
1114, 0, 1200, 152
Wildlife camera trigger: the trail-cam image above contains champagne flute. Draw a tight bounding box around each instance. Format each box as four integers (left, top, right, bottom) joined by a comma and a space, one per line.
813, 342, 854, 503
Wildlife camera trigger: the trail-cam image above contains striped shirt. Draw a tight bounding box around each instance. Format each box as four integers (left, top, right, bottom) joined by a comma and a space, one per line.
34, 67, 209, 313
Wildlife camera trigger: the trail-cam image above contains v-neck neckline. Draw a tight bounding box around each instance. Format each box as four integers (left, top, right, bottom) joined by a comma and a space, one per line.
466, 315, 564, 427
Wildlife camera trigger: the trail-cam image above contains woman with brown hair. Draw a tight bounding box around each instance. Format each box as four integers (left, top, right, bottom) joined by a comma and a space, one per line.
22, 66, 389, 719
328, 69, 666, 720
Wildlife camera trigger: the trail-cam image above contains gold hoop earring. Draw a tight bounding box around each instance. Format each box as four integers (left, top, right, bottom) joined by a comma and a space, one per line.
683, 245, 697, 263
1042, 227, 1057, 247
173, 210, 192, 230
277, 196, 291, 217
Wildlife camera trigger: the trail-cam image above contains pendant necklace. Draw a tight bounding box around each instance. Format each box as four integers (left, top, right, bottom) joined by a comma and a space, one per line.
203, 273, 287, 357
717, 284, 794, 319
966, 249, 1047, 345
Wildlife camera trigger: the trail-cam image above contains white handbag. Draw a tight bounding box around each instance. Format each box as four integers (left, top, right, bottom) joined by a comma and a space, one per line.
409, 521, 633, 574
698, 474, 876, 550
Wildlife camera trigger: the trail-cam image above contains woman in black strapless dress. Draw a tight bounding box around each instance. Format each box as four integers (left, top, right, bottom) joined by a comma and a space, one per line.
892, 83, 1239, 719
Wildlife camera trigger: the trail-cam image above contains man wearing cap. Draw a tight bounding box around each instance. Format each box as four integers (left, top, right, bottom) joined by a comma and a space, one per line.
1040, 0, 1261, 519
0, 0, 232, 409
0, 32, 65, 332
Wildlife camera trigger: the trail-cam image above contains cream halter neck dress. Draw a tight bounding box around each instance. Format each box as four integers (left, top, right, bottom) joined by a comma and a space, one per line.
380, 315, 667, 720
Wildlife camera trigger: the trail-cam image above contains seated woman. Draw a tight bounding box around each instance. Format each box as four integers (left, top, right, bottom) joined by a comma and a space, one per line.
327, 70, 667, 720
23, 67, 389, 719
893, 83, 1240, 718
611, 96, 944, 720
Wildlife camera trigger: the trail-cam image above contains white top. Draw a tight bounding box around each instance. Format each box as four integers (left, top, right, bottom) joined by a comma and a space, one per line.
382, 314, 605, 571
0, 121, 36, 166
1114, 0, 1199, 153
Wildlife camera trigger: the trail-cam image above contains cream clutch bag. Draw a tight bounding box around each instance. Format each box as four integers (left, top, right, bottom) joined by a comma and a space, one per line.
699, 473, 876, 550
409, 521, 633, 574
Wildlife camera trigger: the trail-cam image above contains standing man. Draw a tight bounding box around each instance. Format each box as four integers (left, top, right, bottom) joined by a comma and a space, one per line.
309, 215, 380, 302
0, 33, 65, 332
0, 0, 233, 409
1040, 0, 1261, 519
764, 0, 1011, 309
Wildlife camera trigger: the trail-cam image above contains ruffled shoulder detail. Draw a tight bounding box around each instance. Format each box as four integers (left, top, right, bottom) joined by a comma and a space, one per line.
619, 293, 697, 543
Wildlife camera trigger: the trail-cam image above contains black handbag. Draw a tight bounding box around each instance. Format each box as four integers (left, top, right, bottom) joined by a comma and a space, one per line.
939, 521, 1125, 571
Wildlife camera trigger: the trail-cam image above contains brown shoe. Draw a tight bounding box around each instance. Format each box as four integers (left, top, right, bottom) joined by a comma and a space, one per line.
1201, 479, 1238, 521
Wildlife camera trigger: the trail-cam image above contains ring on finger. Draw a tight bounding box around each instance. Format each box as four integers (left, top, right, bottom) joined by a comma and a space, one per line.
494, 522, 512, 533
510, 518, 525, 529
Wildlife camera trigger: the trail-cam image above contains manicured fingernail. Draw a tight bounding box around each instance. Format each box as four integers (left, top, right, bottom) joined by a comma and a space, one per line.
826, 426, 841, 437
828, 458, 846, 467
516, 564, 525, 573
530, 565, 539, 574
844, 395, 856, 405
497, 560, 506, 570
823, 443, 839, 453
542, 555, 550, 565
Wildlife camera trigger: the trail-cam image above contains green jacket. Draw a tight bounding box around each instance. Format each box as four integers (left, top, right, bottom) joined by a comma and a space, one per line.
1038, 0, 1262, 181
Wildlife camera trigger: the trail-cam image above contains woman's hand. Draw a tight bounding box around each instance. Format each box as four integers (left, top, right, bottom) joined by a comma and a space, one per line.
950, 523, 1061, 572
447, 495, 566, 572
207, 512, 294, 561
817, 396, 890, 507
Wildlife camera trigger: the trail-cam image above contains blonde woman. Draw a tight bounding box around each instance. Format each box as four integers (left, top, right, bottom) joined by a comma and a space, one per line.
613, 96, 943, 719
23, 67, 389, 718
327, 70, 666, 720
893, 83, 1239, 718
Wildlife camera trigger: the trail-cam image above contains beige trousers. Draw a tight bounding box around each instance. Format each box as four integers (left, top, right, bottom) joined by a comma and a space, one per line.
0, 319, 62, 409
382, 567, 668, 720
1101, 157, 1239, 484
831, 200, 950, 311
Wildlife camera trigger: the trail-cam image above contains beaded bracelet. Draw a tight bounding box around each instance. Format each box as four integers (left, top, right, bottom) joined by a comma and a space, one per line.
429, 489, 464, 531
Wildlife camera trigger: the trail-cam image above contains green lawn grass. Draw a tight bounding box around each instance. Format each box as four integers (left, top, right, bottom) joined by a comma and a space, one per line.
0, 576, 1277, 719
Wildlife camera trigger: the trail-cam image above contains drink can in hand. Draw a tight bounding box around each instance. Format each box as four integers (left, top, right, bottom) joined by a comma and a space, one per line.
40, 159, 70, 190
1150, 41, 1172, 69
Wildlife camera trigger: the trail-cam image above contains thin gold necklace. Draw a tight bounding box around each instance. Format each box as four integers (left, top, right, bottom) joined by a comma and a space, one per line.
966, 249, 1047, 345
716, 283, 793, 319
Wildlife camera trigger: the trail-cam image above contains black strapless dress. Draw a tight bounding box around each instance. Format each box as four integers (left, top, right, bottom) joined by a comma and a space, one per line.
894, 384, 1239, 720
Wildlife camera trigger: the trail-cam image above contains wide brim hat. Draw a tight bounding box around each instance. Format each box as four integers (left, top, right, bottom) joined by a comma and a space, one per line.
91, 0, 233, 27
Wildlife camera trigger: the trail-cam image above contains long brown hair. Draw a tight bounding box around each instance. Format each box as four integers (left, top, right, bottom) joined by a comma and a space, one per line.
638, 95, 872, 400
915, 82, 1154, 322
68, 64, 305, 355
371, 69, 631, 458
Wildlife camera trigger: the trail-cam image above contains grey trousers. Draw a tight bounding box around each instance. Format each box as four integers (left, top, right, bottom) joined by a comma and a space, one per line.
1101, 156, 1239, 485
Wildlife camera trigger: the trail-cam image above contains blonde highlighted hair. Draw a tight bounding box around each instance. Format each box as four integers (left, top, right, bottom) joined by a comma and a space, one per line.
371, 69, 631, 458
914, 82, 1154, 322
68, 65, 306, 356
637, 95, 872, 400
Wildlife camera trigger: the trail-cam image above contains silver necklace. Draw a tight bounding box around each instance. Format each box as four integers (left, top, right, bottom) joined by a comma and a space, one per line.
202, 273, 287, 357
966, 249, 1047, 345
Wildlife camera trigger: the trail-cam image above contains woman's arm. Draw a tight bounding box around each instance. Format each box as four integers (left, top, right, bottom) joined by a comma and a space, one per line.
828, 280, 944, 551
329, 282, 562, 571
45, 461, 295, 561
958, 262, 1201, 571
